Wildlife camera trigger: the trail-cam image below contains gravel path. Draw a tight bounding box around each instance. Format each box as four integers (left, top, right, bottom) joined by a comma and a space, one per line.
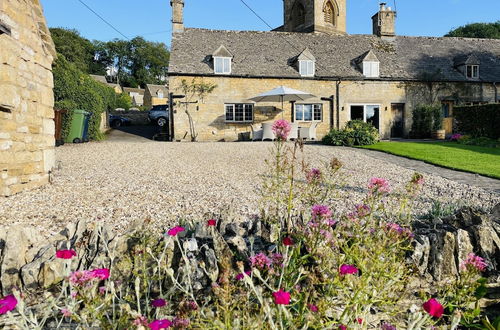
1, 140, 498, 238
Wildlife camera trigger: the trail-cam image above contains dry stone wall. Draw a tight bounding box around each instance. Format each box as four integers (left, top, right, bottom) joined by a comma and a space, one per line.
0, 0, 56, 196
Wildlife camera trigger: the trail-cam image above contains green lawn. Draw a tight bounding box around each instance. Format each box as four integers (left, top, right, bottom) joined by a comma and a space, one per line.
359, 141, 500, 179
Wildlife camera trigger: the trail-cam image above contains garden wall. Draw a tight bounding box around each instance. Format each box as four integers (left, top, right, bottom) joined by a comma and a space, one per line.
0, 0, 56, 196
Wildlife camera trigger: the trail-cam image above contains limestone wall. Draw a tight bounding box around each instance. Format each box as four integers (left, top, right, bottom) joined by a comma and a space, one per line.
169, 75, 497, 142
0, 0, 56, 196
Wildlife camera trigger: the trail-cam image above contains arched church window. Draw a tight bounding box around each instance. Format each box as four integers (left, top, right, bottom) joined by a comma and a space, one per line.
324, 1, 336, 25
291, 2, 305, 28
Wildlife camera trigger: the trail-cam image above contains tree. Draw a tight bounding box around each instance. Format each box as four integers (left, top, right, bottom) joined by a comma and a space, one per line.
445, 21, 500, 39
49, 28, 108, 74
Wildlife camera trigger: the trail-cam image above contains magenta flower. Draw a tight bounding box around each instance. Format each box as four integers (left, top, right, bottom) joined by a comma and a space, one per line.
338, 325, 347, 330
423, 298, 444, 318
91, 268, 110, 280
235, 270, 251, 281
167, 226, 185, 237
69, 270, 95, 286
450, 133, 462, 141
0, 294, 17, 315
306, 168, 322, 183
272, 289, 291, 305
249, 253, 273, 270
272, 119, 292, 140
381, 323, 397, 330
149, 319, 173, 330
61, 308, 72, 317
311, 205, 332, 219
56, 249, 77, 260
368, 177, 390, 194
385, 222, 414, 239
460, 253, 487, 272
339, 264, 359, 275
152, 298, 167, 308
207, 219, 217, 227
308, 304, 319, 312
282, 236, 294, 246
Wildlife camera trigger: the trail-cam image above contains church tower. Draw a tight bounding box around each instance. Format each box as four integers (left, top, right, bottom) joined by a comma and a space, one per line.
283, 0, 346, 35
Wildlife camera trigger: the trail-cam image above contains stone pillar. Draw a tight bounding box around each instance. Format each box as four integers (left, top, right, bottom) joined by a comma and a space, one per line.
171, 0, 184, 33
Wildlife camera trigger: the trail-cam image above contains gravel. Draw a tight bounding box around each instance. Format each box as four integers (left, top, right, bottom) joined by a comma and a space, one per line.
1, 141, 498, 238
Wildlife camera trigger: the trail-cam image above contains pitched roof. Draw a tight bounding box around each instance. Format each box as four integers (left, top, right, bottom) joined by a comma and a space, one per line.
169, 28, 500, 82
213, 45, 233, 58
90, 74, 108, 84
145, 84, 168, 97
123, 87, 145, 95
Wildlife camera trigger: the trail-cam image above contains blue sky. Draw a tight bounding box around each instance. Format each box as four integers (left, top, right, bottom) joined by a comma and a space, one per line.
40, 0, 500, 47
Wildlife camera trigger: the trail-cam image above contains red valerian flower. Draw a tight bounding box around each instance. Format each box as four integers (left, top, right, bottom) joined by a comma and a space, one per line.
308, 304, 319, 312
0, 294, 17, 315
91, 268, 110, 280
56, 249, 77, 259
207, 219, 217, 226
368, 177, 391, 194
272, 119, 292, 140
151, 298, 167, 308
338, 325, 347, 330
423, 298, 444, 318
235, 270, 252, 281
460, 253, 487, 272
167, 226, 185, 237
149, 319, 173, 330
272, 289, 291, 305
282, 237, 294, 246
339, 264, 359, 275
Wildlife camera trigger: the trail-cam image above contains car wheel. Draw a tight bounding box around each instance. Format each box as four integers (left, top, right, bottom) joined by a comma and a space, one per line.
111, 119, 122, 128
73, 138, 82, 143
157, 117, 167, 127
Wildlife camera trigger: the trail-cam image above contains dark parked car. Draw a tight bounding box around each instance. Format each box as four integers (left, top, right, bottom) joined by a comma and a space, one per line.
109, 114, 131, 128
148, 104, 169, 126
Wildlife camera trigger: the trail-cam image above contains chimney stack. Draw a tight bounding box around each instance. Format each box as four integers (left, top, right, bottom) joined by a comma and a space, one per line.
372, 2, 396, 39
170, 0, 184, 33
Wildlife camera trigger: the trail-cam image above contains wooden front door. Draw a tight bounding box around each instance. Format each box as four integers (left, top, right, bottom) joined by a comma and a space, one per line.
390, 103, 405, 138
441, 101, 454, 136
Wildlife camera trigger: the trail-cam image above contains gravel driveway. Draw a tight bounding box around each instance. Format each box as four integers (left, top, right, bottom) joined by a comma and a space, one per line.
1, 140, 498, 238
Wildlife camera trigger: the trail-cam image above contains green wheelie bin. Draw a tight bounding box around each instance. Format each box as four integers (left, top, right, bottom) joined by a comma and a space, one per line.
65, 109, 89, 143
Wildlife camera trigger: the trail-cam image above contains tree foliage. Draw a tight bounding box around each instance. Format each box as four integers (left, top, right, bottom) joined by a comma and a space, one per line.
445, 21, 500, 39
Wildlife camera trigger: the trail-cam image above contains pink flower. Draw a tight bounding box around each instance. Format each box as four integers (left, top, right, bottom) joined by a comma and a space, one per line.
460, 253, 487, 272
450, 133, 462, 141
0, 294, 17, 314
272, 119, 292, 140
357, 318, 363, 324
207, 219, 217, 227
249, 253, 273, 270
423, 298, 444, 318
339, 264, 359, 275
133, 316, 149, 326
308, 304, 319, 312
385, 223, 414, 239
61, 308, 72, 317
69, 270, 95, 286
152, 298, 167, 308
311, 205, 332, 219
172, 317, 190, 328
167, 226, 185, 237
348, 204, 371, 219
306, 168, 322, 183
368, 177, 390, 194
235, 270, 251, 281
99, 286, 106, 295
283, 237, 294, 246
149, 319, 173, 330
338, 325, 347, 330
91, 268, 110, 280
272, 289, 291, 305
56, 249, 77, 259
381, 323, 397, 330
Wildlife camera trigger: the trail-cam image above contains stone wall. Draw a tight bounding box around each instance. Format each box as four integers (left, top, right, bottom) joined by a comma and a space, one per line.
0, 0, 56, 196
169, 75, 497, 142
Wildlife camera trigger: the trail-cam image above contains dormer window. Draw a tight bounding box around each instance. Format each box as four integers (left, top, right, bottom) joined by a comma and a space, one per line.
212, 45, 233, 75
363, 61, 379, 78
157, 90, 164, 98
466, 65, 479, 79
299, 60, 315, 77
214, 57, 231, 74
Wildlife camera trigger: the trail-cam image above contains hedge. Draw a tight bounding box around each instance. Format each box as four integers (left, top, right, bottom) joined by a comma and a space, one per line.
454, 104, 500, 139
322, 120, 380, 146
53, 54, 117, 141
410, 104, 442, 138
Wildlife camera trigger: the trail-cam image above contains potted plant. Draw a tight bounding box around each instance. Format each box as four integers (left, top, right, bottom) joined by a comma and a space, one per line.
431, 104, 445, 140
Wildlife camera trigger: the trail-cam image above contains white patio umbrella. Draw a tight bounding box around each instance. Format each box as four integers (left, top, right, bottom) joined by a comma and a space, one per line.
248, 86, 316, 118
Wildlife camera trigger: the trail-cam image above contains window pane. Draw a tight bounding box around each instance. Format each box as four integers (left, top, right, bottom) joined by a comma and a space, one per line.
366, 105, 380, 129
303, 104, 313, 121
351, 106, 364, 121
225, 105, 234, 121
307, 61, 314, 75
244, 104, 253, 121
215, 58, 223, 73
467, 65, 472, 78
313, 104, 322, 121
299, 61, 305, 75
295, 104, 304, 121
473, 66, 478, 77
223, 58, 230, 73
235, 104, 244, 121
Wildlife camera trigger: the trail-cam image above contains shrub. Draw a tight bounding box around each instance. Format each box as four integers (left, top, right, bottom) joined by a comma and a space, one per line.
322, 120, 380, 146
115, 93, 132, 110
53, 55, 117, 141
457, 135, 499, 148
454, 104, 500, 139
410, 104, 443, 138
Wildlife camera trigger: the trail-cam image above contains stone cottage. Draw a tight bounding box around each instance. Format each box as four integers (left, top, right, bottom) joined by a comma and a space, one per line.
144, 84, 169, 107
123, 87, 145, 107
0, 0, 56, 196
168, 0, 500, 142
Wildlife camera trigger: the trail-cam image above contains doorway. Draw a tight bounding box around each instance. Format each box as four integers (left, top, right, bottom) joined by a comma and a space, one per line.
390, 103, 405, 138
